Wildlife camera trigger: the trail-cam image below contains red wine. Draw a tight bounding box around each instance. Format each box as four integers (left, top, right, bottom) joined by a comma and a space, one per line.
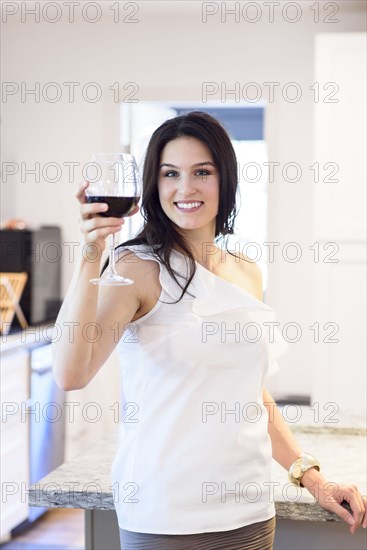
87, 196, 140, 217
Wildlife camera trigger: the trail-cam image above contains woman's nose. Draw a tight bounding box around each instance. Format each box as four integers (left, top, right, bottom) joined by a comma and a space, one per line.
177, 173, 196, 196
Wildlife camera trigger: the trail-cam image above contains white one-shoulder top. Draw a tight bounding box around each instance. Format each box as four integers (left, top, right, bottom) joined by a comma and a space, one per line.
111, 244, 289, 534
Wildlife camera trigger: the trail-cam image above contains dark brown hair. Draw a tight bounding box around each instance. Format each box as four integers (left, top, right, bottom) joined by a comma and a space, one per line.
112, 111, 239, 301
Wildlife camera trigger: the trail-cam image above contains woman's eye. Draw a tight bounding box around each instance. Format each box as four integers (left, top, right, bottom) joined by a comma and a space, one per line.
163, 170, 179, 177
196, 169, 210, 176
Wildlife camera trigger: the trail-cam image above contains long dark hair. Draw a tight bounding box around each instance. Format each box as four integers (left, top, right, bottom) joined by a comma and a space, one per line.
109, 111, 239, 301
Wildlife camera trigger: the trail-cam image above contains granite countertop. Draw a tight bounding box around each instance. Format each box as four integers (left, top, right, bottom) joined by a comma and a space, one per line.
1, 323, 54, 353
28, 425, 366, 523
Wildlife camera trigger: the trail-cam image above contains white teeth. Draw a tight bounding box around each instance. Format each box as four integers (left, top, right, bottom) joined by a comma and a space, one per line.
176, 202, 202, 209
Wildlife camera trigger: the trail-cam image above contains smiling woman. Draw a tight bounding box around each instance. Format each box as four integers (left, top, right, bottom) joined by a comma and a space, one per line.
113, 111, 239, 301
158, 137, 220, 234
53, 111, 367, 550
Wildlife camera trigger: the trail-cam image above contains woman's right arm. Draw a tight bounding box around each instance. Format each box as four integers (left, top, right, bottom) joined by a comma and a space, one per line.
52, 181, 141, 390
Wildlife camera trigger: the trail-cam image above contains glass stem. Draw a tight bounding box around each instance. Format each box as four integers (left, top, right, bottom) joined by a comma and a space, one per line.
107, 233, 118, 277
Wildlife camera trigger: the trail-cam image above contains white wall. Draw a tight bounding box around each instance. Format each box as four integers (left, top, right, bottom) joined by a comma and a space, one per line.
311, 32, 366, 423
2, 1, 366, 405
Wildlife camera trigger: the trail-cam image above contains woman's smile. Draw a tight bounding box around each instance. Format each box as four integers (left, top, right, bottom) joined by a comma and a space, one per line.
174, 200, 204, 212
158, 136, 219, 236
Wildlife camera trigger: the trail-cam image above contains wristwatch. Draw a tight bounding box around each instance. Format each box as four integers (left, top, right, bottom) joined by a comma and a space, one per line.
288, 452, 320, 487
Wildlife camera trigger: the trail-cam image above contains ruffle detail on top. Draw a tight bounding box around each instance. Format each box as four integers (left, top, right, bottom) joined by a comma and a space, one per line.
170, 249, 289, 375
189, 256, 290, 378
116, 244, 289, 376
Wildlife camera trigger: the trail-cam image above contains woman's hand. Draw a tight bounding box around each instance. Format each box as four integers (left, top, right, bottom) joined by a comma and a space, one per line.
75, 181, 139, 254
301, 468, 367, 534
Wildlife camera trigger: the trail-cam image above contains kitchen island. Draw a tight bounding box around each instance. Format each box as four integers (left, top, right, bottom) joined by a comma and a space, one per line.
28, 426, 366, 550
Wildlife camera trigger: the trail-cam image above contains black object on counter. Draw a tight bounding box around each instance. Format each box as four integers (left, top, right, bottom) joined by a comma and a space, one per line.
340, 500, 353, 515
0, 226, 62, 330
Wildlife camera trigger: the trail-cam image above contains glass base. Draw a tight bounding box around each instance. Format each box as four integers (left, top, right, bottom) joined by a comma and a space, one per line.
90, 274, 134, 286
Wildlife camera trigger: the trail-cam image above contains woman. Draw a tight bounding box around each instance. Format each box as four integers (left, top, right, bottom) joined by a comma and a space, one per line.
54, 112, 366, 549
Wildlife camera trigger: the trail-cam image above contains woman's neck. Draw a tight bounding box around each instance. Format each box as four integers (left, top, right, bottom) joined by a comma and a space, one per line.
193, 243, 225, 271
176, 229, 224, 270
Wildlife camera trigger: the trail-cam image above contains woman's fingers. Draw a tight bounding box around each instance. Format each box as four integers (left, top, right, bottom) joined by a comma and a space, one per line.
362, 495, 367, 529
75, 181, 140, 249
336, 499, 361, 534
322, 484, 366, 534
80, 201, 109, 220
82, 216, 124, 234
84, 224, 123, 244
75, 180, 89, 203
78, 184, 140, 220
347, 486, 366, 533
80, 217, 124, 246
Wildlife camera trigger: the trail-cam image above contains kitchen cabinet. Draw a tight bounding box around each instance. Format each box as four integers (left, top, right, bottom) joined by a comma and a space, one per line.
0, 348, 29, 541
0, 326, 120, 541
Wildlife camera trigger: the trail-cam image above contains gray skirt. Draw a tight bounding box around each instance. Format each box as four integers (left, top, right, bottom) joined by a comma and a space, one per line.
119, 516, 276, 550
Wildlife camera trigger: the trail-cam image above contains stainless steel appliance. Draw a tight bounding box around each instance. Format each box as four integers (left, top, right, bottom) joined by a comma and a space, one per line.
28, 344, 65, 522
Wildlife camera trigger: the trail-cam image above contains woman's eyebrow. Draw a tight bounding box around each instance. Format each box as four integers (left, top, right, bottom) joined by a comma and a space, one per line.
159, 163, 177, 169
193, 161, 216, 167
159, 161, 216, 169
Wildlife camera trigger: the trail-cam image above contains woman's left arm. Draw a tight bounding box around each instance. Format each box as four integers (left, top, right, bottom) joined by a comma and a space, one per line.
263, 387, 367, 534
248, 261, 366, 533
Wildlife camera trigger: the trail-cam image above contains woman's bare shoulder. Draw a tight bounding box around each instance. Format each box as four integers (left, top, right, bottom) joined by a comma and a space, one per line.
115, 249, 162, 318
115, 248, 161, 286
225, 249, 263, 301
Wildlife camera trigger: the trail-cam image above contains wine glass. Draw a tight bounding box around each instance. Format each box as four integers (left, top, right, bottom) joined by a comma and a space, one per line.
85, 153, 141, 286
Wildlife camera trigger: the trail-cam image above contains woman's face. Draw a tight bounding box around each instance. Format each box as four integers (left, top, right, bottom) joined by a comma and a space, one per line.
157, 136, 220, 237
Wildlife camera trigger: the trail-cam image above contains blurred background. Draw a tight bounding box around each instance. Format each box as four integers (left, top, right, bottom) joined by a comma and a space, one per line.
1, 1, 366, 548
